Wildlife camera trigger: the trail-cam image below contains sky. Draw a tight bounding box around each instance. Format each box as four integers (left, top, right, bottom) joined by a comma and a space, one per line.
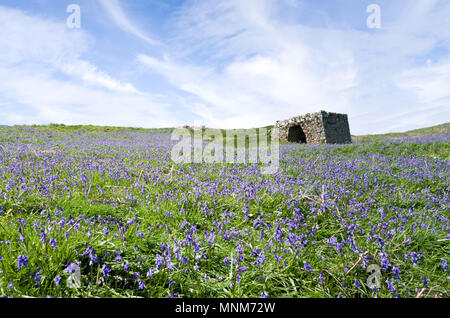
0, 0, 449, 135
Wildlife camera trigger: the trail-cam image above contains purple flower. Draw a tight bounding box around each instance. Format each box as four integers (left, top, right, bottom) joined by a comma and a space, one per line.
32, 267, 41, 286
422, 274, 430, 288
318, 272, 325, 285
303, 261, 313, 272
49, 238, 57, 250
253, 251, 267, 268
55, 276, 62, 286
261, 292, 269, 298
441, 259, 448, 271
380, 251, 390, 270
354, 280, 361, 288
8, 283, 13, 291
386, 278, 395, 295
404, 251, 422, 266
102, 264, 111, 278
138, 280, 145, 290
328, 236, 337, 247
337, 242, 344, 253
392, 266, 400, 281
17, 254, 29, 270
87, 248, 99, 266
155, 255, 165, 270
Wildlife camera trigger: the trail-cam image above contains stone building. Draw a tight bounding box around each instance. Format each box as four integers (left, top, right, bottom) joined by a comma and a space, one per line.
275, 111, 352, 144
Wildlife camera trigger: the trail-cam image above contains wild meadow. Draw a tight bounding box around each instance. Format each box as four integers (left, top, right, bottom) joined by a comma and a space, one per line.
0, 125, 448, 298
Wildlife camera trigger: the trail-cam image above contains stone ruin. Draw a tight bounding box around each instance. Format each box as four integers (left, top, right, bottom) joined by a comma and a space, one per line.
275, 111, 352, 144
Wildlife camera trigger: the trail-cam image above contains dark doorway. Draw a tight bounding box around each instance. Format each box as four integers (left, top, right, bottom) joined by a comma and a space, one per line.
287, 125, 307, 143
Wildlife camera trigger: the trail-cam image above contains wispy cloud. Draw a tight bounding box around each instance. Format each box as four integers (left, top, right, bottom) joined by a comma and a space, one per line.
59, 61, 139, 94
98, 0, 160, 46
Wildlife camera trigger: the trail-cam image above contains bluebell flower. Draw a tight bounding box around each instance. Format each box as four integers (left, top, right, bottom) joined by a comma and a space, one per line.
337, 242, 344, 253
17, 254, 28, 270
155, 255, 165, 270
32, 267, 41, 286
49, 238, 57, 250
386, 278, 395, 295
422, 274, 430, 288
380, 251, 390, 270
441, 259, 448, 271
55, 276, 61, 286
303, 261, 313, 272
318, 272, 325, 285
392, 266, 400, 281
102, 264, 111, 278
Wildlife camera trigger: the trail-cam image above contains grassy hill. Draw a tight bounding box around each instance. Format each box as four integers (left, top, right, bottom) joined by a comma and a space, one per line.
352, 122, 449, 143
11, 122, 450, 140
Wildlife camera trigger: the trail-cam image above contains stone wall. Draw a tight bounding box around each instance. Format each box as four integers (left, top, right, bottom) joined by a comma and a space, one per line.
275, 111, 352, 144
322, 112, 352, 144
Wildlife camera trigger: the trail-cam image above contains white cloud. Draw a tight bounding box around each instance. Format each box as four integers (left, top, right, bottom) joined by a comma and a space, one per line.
0, 6, 138, 94
138, 0, 450, 133
0, 5, 173, 127
396, 59, 450, 105
139, 0, 359, 129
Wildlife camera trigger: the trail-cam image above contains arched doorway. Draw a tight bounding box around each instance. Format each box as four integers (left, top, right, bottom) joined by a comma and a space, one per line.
287, 125, 307, 143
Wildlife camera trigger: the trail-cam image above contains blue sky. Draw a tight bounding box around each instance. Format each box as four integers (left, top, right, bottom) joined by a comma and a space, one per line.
0, 0, 449, 134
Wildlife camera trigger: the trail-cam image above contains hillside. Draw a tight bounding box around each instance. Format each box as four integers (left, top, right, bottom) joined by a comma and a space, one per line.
9, 122, 450, 140
352, 122, 449, 143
